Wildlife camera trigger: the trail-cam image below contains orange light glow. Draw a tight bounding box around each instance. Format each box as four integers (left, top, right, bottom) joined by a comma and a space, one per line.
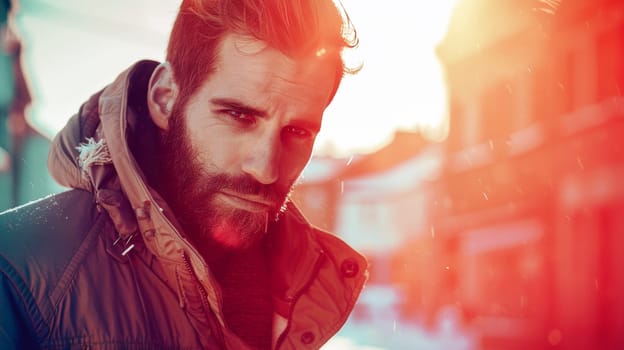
315, 0, 458, 156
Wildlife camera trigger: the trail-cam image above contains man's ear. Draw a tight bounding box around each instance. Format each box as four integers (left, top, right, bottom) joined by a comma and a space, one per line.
147, 62, 178, 131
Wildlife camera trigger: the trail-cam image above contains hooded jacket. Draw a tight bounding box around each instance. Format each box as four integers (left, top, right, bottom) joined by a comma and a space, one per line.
0, 60, 368, 349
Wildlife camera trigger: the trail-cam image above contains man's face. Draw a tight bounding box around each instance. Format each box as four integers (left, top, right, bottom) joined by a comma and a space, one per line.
161, 33, 337, 251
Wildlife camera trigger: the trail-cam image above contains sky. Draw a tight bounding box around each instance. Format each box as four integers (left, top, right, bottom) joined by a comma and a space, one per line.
16, 0, 457, 157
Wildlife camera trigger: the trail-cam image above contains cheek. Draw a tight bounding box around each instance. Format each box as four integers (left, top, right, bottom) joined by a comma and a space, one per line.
193, 136, 239, 171
185, 119, 241, 170
182, 132, 219, 175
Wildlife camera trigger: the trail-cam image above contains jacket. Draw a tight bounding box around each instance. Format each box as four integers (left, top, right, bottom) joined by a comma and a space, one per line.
0, 60, 368, 349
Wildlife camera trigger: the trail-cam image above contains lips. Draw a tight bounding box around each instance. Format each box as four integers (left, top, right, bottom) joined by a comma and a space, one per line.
217, 189, 275, 212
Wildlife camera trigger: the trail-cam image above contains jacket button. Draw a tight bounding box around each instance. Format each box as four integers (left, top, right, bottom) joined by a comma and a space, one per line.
341, 258, 359, 278
300, 331, 315, 345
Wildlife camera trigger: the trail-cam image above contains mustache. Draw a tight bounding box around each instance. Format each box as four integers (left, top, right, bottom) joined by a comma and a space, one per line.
205, 173, 286, 205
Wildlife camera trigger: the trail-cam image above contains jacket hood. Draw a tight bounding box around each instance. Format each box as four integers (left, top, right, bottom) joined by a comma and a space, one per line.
47, 59, 222, 285
48, 60, 168, 241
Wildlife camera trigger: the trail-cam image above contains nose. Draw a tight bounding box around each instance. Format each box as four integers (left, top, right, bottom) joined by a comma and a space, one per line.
242, 133, 281, 185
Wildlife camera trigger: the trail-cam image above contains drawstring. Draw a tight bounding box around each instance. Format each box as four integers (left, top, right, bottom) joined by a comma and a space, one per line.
76, 137, 112, 171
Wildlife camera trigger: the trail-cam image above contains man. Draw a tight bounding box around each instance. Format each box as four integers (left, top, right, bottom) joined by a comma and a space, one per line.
0, 0, 368, 348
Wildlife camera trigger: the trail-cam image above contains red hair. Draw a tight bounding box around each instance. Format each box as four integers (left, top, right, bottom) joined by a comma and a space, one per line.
166, 0, 358, 106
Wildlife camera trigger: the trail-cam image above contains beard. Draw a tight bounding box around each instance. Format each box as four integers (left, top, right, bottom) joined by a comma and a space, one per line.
159, 100, 292, 252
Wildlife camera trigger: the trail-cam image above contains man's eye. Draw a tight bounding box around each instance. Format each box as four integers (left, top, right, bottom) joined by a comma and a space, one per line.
284, 126, 312, 139
225, 110, 255, 124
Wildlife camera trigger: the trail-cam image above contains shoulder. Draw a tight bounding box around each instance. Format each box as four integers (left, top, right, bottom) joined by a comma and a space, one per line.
0, 189, 107, 299
0, 189, 103, 253
311, 227, 368, 279
0, 189, 109, 343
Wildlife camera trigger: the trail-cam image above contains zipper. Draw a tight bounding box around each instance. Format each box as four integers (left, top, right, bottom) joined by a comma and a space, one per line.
182, 252, 210, 307
181, 251, 226, 347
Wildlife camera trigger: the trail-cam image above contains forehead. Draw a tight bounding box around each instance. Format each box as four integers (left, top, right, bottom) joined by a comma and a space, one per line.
206, 33, 339, 109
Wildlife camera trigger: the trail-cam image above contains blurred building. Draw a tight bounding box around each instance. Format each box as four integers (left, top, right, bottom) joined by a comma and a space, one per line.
419, 0, 624, 349
295, 132, 443, 287
299, 0, 624, 349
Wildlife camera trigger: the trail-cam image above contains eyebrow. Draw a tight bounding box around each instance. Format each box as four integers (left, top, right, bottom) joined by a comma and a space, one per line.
210, 98, 268, 118
291, 119, 322, 134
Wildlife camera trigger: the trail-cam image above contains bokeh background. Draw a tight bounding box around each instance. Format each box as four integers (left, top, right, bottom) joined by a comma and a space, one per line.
1, 0, 623, 349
